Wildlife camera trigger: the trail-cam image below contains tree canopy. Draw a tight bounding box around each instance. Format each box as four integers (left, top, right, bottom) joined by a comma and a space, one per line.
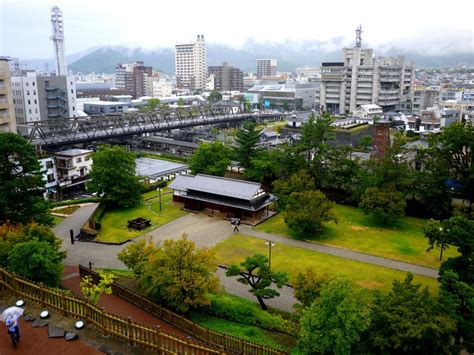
235, 121, 262, 169
359, 186, 406, 225
0, 132, 51, 225
285, 190, 337, 237
293, 268, 332, 309
208, 91, 222, 103
226, 253, 288, 310
297, 278, 371, 355
87, 145, 142, 208
188, 141, 230, 176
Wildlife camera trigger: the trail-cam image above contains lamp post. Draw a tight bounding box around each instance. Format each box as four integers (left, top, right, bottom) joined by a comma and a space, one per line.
157, 187, 162, 212
265, 240, 276, 270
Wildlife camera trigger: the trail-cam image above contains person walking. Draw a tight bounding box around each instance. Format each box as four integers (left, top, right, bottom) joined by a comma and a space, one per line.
5, 316, 19, 347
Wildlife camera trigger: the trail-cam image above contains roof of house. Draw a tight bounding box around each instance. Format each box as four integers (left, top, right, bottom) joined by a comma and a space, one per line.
135, 157, 187, 179
169, 174, 263, 200
355, 104, 383, 112
55, 148, 93, 157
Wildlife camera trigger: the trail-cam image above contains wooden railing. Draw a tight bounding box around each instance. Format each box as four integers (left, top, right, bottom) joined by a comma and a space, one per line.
79, 265, 287, 355
0, 267, 224, 354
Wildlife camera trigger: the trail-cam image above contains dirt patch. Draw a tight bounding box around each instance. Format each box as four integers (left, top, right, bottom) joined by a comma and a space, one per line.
350, 225, 369, 232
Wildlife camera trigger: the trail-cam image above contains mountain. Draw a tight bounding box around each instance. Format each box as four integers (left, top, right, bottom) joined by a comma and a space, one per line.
53, 41, 474, 74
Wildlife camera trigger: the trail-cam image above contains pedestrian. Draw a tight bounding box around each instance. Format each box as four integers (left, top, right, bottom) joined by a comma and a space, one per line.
233, 218, 240, 232
5, 316, 18, 348
13, 317, 20, 343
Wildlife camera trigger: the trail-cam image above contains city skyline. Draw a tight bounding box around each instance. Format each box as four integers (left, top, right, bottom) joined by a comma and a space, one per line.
1, 0, 473, 59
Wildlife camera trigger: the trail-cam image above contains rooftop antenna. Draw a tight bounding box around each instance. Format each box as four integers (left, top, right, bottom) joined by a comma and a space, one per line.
355, 25, 363, 48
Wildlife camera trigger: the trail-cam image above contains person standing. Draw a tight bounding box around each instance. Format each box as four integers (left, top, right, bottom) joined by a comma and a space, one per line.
5, 316, 18, 347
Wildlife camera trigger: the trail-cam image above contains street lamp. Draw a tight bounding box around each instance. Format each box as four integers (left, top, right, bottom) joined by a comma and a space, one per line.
265, 240, 276, 270
157, 187, 162, 211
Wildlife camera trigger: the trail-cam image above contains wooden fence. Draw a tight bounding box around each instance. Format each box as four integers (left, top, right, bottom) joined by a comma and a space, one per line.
0, 267, 224, 354
79, 265, 287, 355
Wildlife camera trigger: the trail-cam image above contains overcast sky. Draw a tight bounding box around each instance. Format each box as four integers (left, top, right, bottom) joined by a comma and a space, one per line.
1, 0, 473, 59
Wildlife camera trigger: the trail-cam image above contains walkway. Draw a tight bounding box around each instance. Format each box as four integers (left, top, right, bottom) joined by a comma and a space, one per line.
0, 315, 100, 355
62, 266, 199, 341
239, 225, 439, 278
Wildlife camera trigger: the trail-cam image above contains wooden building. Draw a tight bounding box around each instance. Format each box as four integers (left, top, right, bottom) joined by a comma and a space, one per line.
169, 174, 276, 225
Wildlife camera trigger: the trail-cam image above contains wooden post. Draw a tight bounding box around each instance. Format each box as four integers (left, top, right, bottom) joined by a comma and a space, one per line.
128, 316, 133, 346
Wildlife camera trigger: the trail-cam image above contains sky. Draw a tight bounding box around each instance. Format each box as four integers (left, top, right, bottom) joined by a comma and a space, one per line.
1, 0, 473, 59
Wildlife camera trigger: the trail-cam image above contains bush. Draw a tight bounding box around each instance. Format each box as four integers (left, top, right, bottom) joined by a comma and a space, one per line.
92, 203, 107, 230
51, 197, 100, 207
140, 180, 168, 194
201, 293, 292, 333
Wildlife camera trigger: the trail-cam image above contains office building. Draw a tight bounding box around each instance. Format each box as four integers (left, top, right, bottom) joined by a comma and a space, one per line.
11, 71, 77, 132
50, 6, 68, 76
115, 61, 153, 99
320, 27, 415, 114
257, 59, 277, 79
246, 83, 317, 110
208, 62, 244, 91
0, 57, 17, 132
175, 35, 207, 90
413, 89, 438, 115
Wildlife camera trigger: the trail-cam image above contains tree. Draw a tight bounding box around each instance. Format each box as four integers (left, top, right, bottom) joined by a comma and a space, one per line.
321, 146, 360, 196
427, 122, 474, 208
0, 223, 61, 267
297, 278, 371, 355
235, 121, 262, 169
293, 268, 332, 308
208, 90, 222, 103
80, 272, 114, 305
87, 145, 142, 208
226, 254, 288, 310
368, 273, 456, 354
285, 190, 337, 238
146, 98, 160, 111
139, 236, 220, 313
359, 186, 406, 225
424, 219, 452, 261
438, 270, 474, 352
188, 141, 230, 176
118, 238, 155, 278
298, 113, 334, 182
177, 97, 185, 106
0, 133, 51, 225
357, 135, 373, 150
7, 239, 65, 287
273, 170, 316, 211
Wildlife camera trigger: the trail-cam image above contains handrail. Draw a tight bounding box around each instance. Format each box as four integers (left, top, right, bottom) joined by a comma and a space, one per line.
79, 265, 287, 355
0, 267, 224, 354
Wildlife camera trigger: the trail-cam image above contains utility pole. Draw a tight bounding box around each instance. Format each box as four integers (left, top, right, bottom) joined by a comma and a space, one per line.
265, 240, 276, 270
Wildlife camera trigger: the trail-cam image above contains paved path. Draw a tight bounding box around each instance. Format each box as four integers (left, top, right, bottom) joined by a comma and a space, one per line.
240, 224, 439, 278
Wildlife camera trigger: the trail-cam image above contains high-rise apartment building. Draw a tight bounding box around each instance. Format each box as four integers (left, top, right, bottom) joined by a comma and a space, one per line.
175, 35, 207, 90
12, 71, 77, 134
319, 27, 415, 114
208, 62, 244, 92
257, 59, 277, 79
50, 6, 68, 76
115, 61, 152, 99
0, 57, 17, 132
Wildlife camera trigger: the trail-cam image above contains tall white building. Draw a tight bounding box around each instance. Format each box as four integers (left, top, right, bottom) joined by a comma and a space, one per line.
12, 72, 77, 134
257, 59, 277, 79
50, 6, 67, 76
175, 35, 207, 90
319, 27, 415, 114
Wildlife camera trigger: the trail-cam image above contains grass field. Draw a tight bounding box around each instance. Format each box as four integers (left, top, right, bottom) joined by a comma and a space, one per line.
213, 234, 440, 294
95, 190, 187, 243
190, 313, 296, 352
256, 204, 458, 268
51, 215, 64, 226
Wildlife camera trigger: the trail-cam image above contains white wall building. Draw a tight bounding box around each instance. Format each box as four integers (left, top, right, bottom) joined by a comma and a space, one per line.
55, 149, 93, 188
353, 104, 383, 119
175, 35, 207, 90
39, 156, 58, 198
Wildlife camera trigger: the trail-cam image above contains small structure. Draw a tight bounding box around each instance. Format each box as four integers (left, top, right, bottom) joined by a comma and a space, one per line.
372, 120, 391, 157
135, 157, 188, 182
127, 218, 151, 230
169, 174, 277, 225
353, 104, 383, 119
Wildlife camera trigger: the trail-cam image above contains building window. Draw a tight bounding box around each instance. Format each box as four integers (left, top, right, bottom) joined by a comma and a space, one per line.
32, 82, 35, 86
71, 89, 74, 94
46, 161, 53, 169
34, 99, 37, 104
28, 100, 31, 105
29, 109, 32, 114
76, 157, 82, 163
35, 109, 38, 114
47, 174, 55, 183
85, 155, 90, 161
26, 90, 30, 95
33, 90, 36, 95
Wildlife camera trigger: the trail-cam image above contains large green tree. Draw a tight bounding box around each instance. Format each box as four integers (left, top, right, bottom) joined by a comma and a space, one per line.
87, 145, 142, 208
117, 238, 156, 278
285, 190, 337, 238
359, 186, 406, 225
297, 278, 371, 355
293, 267, 332, 309
368, 273, 456, 354
226, 254, 288, 310
427, 122, 474, 208
189, 141, 230, 176
8, 239, 65, 287
0, 132, 51, 225
273, 170, 316, 211
234, 121, 262, 169
139, 236, 220, 313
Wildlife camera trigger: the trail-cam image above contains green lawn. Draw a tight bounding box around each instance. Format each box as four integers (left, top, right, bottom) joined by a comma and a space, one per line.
51, 215, 64, 226
256, 204, 458, 268
95, 190, 187, 243
190, 312, 296, 352
213, 234, 439, 294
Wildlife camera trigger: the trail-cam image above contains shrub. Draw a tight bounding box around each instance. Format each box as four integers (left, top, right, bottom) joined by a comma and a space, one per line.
140, 180, 168, 194
201, 293, 292, 333
51, 197, 100, 207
